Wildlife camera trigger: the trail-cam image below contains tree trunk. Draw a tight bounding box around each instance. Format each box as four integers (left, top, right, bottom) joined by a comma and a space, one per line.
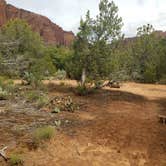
81, 68, 86, 86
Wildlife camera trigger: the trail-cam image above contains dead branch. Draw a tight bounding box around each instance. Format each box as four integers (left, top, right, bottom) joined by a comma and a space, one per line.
98, 80, 120, 89
0, 146, 8, 161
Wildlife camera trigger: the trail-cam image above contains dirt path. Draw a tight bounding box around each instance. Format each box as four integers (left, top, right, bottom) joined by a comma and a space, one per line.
0, 82, 166, 166
24, 82, 166, 166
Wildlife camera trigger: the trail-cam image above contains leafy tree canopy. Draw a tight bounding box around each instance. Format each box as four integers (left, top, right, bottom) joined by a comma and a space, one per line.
69, 0, 123, 85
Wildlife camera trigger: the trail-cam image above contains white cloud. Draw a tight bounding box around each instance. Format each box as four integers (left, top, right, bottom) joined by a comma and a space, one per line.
6, 0, 166, 37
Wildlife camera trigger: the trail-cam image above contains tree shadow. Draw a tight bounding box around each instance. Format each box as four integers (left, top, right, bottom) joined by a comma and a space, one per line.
155, 98, 166, 115
101, 88, 147, 103
46, 82, 73, 94
46, 82, 148, 104
79, 88, 148, 106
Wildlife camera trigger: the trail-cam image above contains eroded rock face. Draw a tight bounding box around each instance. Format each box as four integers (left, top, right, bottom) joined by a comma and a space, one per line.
0, 0, 74, 46
0, 0, 7, 26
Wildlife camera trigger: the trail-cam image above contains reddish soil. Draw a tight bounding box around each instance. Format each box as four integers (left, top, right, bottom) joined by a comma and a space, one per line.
0, 82, 166, 166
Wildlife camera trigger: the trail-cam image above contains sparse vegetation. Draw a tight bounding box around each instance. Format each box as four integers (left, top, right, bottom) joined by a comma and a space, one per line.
52, 107, 61, 113
0, 0, 165, 165
33, 126, 55, 141
25, 91, 41, 102
9, 153, 24, 166
36, 95, 49, 108
24, 91, 49, 108
54, 70, 67, 80
31, 126, 55, 148
75, 85, 89, 96
0, 76, 16, 99
0, 87, 8, 100
23, 71, 41, 87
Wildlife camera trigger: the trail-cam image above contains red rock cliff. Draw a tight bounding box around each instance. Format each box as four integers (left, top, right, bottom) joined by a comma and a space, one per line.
0, 0, 75, 46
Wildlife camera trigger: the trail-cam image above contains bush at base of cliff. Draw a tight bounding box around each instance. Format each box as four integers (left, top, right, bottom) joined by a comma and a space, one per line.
143, 66, 157, 83
0, 19, 56, 80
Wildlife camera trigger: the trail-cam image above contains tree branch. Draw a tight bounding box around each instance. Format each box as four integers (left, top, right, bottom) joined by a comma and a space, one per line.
0, 146, 8, 161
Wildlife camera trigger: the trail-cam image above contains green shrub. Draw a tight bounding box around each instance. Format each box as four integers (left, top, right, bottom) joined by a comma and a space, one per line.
54, 70, 67, 80
94, 80, 104, 89
143, 67, 156, 83
0, 87, 8, 100
32, 126, 55, 147
75, 85, 89, 96
110, 70, 130, 82
0, 77, 16, 99
23, 71, 41, 87
131, 71, 143, 81
25, 91, 49, 108
9, 154, 23, 166
75, 84, 95, 96
25, 91, 40, 102
4, 80, 15, 93
36, 95, 49, 108
0, 76, 14, 90
159, 75, 166, 84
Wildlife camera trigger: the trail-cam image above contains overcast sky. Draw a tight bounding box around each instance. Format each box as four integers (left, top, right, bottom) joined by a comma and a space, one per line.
6, 0, 166, 37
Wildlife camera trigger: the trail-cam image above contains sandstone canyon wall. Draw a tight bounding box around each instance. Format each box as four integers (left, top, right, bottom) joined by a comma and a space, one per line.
0, 0, 75, 46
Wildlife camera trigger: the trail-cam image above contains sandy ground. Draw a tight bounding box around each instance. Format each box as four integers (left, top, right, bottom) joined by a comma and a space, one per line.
0, 81, 166, 166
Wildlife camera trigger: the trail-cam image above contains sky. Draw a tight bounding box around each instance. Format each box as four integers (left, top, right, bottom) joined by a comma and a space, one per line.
6, 0, 166, 37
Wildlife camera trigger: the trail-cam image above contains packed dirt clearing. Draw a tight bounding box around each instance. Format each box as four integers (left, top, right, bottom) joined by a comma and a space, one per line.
0, 82, 166, 166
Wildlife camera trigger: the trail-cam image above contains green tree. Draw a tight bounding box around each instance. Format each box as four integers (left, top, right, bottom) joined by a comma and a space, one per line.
70, 0, 123, 86
46, 45, 73, 71
1, 18, 44, 56
109, 40, 133, 81
157, 38, 166, 82
0, 19, 55, 81
132, 24, 158, 82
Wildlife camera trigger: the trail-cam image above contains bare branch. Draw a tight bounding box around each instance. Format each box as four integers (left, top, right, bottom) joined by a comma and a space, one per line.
0, 146, 8, 161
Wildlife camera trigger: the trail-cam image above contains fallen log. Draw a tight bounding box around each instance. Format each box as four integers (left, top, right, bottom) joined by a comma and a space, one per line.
102, 81, 120, 89
0, 146, 8, 161
95, 80, 121, 89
